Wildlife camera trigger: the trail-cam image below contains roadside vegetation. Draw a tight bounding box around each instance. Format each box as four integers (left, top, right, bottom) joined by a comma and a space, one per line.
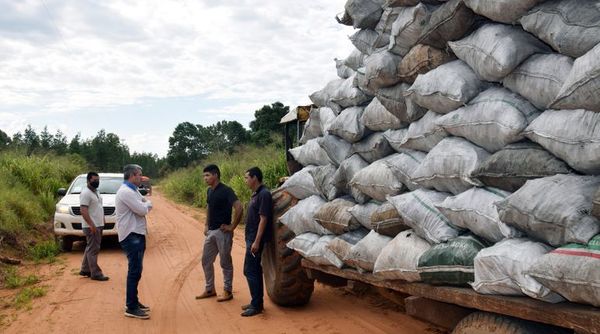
161, 144, 287, 208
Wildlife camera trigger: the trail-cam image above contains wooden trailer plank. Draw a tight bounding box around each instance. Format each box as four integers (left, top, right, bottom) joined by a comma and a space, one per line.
302, 260, 600, 333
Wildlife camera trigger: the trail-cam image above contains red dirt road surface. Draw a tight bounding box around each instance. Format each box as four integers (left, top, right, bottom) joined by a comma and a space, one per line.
2, 192, 439, 334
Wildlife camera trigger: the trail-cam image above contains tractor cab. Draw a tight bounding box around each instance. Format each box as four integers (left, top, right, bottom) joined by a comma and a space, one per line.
280, 104, 313, 176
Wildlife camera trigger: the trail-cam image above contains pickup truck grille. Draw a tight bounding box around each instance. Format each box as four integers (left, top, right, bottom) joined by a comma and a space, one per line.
72, 223, 115, 230
71, 207, 115, 216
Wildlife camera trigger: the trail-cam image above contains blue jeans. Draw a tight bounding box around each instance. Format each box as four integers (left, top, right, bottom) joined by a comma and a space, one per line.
120, 233, 146, 310
243, 239, 264, 310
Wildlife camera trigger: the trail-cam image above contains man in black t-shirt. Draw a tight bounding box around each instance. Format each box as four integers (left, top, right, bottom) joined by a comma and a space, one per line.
240, 167, 273, 317
196, 164, 243, 302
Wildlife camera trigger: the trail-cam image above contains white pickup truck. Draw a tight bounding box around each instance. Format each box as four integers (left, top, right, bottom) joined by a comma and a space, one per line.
53, 173, 147, 251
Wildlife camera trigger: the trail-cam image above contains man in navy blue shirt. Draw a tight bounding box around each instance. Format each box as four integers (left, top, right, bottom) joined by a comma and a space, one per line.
241, 166, 273, 317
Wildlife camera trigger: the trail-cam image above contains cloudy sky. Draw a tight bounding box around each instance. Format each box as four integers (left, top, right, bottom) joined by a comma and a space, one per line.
0, 0, 354, 156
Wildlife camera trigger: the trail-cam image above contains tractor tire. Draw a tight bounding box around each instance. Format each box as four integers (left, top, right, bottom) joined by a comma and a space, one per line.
56, 235, 73, 252
452, 312, 570, 334
263, 188, 315, 307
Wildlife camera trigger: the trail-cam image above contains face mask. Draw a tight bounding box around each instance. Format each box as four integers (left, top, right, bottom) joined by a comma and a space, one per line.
90, 180, 100, 189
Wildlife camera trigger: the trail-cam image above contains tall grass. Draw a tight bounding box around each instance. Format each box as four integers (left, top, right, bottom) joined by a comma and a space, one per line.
0, 152, 87, 250
161, 144, 287, 208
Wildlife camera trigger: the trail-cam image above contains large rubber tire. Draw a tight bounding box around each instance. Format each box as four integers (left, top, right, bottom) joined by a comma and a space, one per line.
56, 235, 73, 252
263, 188, 315, 306
452, 312, 570, 334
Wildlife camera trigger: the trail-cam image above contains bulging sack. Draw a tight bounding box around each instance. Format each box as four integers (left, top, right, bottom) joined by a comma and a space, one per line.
332, 154, 370, 203
361, 97, 404, 132
503, 54, 574, 110
309, 164, 342, 201
526, 235, 600, 307
349, 29, 380, 56
370, 201, 409, 237
393, 110, 449, 152
411, 137, 489, 195
435, 87, 540, 153
374, 230, 432, 282
305, 235, 344, 268
383, 150, 426, 191
328, 106, 370, 143
472, 141, 573, 193
551, 44, 600, 113
406, 60, 484, 113
436, 187, 521, 243
344, 230, 393, 272
309, 79, 344, 110
417, 0, 476, 49
327, 228, 369, 263
335, 58, 356, 79
345, 0, 385, 30
286, 233, 321, 258
418, 235, 486, 286
524, 109, 600, 174
314, 197, 361, 235
300, 107, 338, 144
319, 134, 352, 167
349, 201, 381, 230
398, 44, 456, 83
388, 4, 432, 56
387, 189, 458, 244
495, 174, 600, 247
363, 50, 403, 91
376, 83, 427, 123
463, 0, 543, 24
351, 132, 394, 163
289, 138, 332, 166
449, 24, 550, 82
473, 238, 564, 303
344, 48, 367, 71
520, 0, 600, 58
374, 7, 403, 48
280, 166, 320, 200
350, 156, 405, 203
331, 74, 372, 108
279, 195, 332, 236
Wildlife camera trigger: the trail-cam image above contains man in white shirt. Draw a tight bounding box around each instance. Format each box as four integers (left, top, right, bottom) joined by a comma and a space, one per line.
116, 164, 152, 320
79, 172, 109, 281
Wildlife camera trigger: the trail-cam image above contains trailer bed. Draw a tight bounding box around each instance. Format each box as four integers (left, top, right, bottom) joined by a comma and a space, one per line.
302, 259, 600, 334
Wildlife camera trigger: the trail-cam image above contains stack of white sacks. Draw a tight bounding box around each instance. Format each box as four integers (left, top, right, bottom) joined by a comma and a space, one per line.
281, 0, 600, 308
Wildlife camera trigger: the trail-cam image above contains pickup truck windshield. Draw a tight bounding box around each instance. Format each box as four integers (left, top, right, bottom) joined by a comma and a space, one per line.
68, 176, 124, 195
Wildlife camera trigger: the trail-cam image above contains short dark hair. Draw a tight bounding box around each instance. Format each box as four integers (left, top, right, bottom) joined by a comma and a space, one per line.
123, 164, 142, 180
203, 164, 220, 178
246, 166, 263, 183
87, 172, 99, 182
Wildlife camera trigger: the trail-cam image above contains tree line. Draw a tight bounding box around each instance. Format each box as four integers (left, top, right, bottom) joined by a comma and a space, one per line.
0, 102, 294, 177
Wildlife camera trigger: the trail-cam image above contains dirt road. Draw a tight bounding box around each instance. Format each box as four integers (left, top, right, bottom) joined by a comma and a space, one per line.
3, 192, 437, 334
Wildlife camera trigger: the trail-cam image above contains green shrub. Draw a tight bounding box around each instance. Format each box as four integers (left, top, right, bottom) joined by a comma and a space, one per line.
28, 241, 60, 263
13, 286, 46, 309
1, 267, 39, 289
161, 144, 286, 208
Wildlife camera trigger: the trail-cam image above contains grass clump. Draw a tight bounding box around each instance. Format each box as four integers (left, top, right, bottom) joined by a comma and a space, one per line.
1, 267, 39, 289
13, 286, 47, 310
28, 241, 60, 263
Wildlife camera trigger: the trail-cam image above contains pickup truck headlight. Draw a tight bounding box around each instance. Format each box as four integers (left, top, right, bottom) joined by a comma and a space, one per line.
56, 204, 71, 214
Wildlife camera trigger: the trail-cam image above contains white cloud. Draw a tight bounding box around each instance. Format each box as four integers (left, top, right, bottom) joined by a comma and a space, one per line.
0, 0, 356, 155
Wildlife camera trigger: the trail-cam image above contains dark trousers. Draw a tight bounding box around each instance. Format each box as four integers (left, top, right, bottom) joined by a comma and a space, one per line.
120, 233, 146, 310
244, 239, 264, 310
81, 227, 103, 277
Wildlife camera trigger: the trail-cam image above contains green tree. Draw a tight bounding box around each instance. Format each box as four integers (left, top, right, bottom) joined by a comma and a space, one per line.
131, 152, 166, 179
167, 122, 205, 169
0, 129, 10, 149
81, 130, 130, 172
68, 133, 82, 155
23, 125, 39, 156
51, 130, 68, 155
209, 120, 249, 153
39, 126, 53, 150
249, 102, 288, 134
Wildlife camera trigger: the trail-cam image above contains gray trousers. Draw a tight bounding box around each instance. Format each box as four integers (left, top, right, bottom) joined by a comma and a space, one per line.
202, 229, 233, 292
81, 227, 103, 277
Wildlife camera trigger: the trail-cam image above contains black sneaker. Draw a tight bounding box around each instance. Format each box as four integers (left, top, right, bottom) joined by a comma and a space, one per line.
124, 303, 150, 312
91, 275, 109, 281
241, 304, 252, 311
138, 302, 150, 312
241, 307, 263, 317
124, 308, 150, 320
79, 271, 91, 277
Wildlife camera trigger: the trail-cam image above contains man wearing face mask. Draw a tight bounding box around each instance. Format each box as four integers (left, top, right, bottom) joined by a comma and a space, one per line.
79, 172, 109, 281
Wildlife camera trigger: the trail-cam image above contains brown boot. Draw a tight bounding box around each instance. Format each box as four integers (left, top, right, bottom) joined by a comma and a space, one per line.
216, 290, 233, 302
195, 290, 216, 299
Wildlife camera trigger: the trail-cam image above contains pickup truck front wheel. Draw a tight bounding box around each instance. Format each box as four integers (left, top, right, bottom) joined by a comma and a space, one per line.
56, 235, 73, 252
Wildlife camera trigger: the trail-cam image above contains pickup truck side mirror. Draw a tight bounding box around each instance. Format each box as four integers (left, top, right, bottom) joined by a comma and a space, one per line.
139, 189, 148, 196
57, 188, 67, 196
